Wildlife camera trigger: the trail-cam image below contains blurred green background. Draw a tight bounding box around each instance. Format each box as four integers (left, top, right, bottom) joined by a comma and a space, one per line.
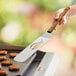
0, 0, 76, 47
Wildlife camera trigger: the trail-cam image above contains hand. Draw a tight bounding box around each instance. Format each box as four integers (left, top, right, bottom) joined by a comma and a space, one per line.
54, 8, 69, 25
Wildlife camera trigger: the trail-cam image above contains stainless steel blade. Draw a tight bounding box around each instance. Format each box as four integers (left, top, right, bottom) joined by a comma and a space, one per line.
34, 53, 59, 76
16, 53, 36, 76
14, 32, 51, 62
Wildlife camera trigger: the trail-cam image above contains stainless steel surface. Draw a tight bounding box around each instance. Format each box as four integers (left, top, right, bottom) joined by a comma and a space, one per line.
14, 32, 51, 62
34, 53, 54, 76
23, 53, 59, 76
44, 53, 59, 76
24, 62, 40, 76
16, 54, 36, 76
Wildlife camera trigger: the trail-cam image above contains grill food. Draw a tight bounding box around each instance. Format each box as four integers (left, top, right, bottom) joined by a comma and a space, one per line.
1, 60, 13, 66
0, 56, 7, 61
0, 70, 7, 76
0, 50, 7, 55
9, 65, 20, 71
9, 53, 18, 58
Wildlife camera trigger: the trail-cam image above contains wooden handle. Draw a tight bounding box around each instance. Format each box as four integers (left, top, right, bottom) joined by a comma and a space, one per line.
47, 7, 70, 33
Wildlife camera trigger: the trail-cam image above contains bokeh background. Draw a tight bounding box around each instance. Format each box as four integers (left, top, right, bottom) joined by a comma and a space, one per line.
0, 0, 76, 47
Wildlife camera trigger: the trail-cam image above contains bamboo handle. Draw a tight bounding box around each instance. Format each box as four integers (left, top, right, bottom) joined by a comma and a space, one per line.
47, 7, 70, 33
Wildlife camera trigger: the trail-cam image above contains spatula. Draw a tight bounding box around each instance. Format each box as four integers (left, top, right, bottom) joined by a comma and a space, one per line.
14, 7, 70, 62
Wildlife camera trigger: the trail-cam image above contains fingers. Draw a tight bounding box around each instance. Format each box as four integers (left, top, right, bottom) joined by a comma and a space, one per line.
54, 9, 64, 19
55, 12, 60, 19
54, 8, 67, 25
59, 15, 67, 25
63, 16, 67, 24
